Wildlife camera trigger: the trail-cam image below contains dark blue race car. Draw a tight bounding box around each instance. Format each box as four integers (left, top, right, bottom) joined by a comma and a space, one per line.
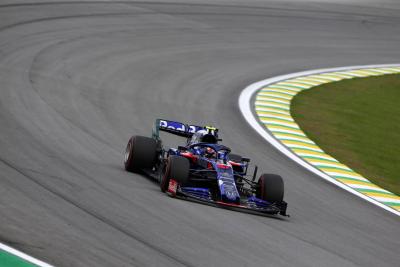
124, 119, 288, 216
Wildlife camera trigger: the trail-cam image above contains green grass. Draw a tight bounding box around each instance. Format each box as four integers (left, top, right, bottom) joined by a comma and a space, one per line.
291, 74, 400, 195
0, 250, 37, 267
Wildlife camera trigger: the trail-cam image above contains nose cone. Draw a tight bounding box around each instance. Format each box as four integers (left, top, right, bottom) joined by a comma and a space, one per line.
218, 170, 241, 204
225, 188, 239, 201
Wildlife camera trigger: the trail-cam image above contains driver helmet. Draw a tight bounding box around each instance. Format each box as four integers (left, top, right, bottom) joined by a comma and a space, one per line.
190, 130, 208, 144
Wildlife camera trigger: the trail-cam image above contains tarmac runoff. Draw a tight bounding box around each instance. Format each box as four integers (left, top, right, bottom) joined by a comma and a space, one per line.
239, 64, 400, 216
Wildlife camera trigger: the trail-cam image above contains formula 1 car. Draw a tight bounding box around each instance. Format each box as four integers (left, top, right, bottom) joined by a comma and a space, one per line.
124, 119, 288, 216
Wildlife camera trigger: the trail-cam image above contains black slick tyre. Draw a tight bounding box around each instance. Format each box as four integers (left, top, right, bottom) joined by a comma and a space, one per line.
124, 135, 157, 172
160, 155, 189, 192
257, 173, 284, 203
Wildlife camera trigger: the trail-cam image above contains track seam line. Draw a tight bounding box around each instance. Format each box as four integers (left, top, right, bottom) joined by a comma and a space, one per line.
0, 157, 193, 267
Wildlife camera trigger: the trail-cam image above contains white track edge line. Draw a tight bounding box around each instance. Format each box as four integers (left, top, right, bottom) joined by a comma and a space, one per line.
238, 63, 400, 217
0, 243, 54, 267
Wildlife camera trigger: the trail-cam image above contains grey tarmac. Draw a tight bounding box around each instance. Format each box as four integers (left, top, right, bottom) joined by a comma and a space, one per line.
0, 1, 399, 266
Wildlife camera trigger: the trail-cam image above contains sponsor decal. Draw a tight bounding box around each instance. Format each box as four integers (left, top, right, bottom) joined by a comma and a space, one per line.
160, 120, 186, 131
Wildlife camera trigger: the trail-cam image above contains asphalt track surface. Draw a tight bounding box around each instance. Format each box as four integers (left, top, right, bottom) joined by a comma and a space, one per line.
0, 1, 399, 266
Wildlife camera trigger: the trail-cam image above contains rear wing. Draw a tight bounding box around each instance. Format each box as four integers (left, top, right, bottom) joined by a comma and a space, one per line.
152, 119, 217, 140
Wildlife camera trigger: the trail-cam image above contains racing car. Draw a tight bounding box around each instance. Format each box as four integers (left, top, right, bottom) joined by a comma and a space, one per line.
124, 119, 288, 216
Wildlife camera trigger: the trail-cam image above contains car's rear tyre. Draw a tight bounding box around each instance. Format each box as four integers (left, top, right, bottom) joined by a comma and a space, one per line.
257, 173, 284, 203
124, 135, 157, 172
160, 155, 189, 192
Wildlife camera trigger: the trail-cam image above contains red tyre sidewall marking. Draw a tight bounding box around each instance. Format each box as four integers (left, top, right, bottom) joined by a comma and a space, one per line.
167, 179, 178, 196
161, 158, 171, 191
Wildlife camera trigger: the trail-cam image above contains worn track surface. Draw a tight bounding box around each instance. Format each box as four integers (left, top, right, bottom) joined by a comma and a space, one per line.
0, 1, 399, 266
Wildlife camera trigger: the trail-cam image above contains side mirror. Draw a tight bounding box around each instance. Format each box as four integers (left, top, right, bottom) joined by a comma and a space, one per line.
242, 157, 250, 162
252, 165, 258, 182
178, 146, 187, 151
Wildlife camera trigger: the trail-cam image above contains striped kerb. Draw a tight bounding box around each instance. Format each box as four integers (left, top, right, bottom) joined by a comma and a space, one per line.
254, 67, 400, 212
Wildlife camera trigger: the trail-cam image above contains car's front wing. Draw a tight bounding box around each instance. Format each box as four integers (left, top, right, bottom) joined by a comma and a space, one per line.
170, 184, 288, 217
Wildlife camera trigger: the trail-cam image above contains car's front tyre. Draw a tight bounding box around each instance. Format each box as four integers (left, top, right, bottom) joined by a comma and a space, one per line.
160, 155, 189, 192
256, 173, 284, 203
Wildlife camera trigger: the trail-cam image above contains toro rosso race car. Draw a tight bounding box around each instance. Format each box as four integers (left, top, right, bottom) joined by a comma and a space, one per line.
124, 119, 288, 216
